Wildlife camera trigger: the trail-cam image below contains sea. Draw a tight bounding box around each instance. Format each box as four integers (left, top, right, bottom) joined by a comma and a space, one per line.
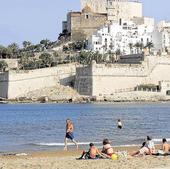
0, 103, 170, 153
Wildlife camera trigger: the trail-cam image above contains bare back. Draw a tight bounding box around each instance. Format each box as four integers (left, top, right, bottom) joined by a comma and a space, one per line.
89, 146, 99, 158
163, 143, 170, 153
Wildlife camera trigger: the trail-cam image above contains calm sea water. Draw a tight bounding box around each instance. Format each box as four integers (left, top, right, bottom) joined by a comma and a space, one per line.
0, 103, 170, 153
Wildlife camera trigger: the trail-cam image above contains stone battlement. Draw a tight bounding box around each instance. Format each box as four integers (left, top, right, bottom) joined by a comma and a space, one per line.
75, 56, 170, 96
0, 64, 77, 99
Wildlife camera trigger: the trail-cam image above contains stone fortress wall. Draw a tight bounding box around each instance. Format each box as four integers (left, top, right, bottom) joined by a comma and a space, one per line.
0, 64, 76, 99
1, 57, 170, 100
75, 56, 170, 96
0, 59, 19, 69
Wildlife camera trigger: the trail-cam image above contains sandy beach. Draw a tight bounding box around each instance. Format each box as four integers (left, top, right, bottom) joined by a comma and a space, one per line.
0, 146, 170, 169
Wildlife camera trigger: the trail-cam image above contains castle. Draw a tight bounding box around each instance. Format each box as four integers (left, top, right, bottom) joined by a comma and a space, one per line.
63, 0, 144, 41
1, 0, 170, 101
81, 0, 142, 21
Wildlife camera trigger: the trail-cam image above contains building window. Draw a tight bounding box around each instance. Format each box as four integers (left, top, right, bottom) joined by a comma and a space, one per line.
85, 14, 89, 19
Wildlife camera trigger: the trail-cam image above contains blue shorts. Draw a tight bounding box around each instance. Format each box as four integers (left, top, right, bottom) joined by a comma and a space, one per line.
66, 132, 74, 140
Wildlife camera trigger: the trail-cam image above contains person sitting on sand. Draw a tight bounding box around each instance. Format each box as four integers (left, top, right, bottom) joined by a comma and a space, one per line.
101, 139, 114, 158
78, 143, 102, 159
157, 138, 170, 155
146, 136, 155, 154
131, 136, 155, 156
162, 138, 170, 154
64, 119, 78, 150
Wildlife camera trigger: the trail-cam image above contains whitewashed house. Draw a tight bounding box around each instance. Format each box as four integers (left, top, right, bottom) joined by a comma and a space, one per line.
88, 20, 154, 55
151, 20, 170, 54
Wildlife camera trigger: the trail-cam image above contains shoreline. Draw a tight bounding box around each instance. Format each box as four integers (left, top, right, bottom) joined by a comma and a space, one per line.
1, 99, 170, 105
0, 145, 170, 169
0, 144, 162, 157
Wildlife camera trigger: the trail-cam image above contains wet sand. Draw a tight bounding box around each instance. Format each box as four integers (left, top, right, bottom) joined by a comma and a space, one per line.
0, 145, 170, 169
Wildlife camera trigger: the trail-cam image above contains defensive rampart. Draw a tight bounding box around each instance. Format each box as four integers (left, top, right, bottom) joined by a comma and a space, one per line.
75, 56, 170, 96
0, 64, 76, 99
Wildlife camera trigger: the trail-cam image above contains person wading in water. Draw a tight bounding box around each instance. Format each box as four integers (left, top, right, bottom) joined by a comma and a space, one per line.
64, 119, 78, 150
117, 119, 123, 129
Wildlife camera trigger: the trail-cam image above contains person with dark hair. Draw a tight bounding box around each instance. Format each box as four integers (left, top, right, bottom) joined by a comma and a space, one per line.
146, 136, 155, 154
154, 138, 170, 156
162, 138, 170, 155
78, 143, 101, 159
117, 119, 123, 129
64, 119, 78, 150
101, 139, 114, 158
131, 136, 155, 156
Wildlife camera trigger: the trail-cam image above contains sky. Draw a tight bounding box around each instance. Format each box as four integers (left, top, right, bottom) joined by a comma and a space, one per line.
0, 0, 169, 46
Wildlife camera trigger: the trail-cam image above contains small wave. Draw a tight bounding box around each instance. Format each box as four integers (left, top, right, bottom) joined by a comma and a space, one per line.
32, 142, 101, 147
153, 138, 170, 142
132, 138, 170, 143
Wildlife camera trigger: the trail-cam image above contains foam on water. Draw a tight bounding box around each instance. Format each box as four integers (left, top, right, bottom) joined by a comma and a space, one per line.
1, 103, 170, 152
153, 138, 170, 142
33, 142, 101, 146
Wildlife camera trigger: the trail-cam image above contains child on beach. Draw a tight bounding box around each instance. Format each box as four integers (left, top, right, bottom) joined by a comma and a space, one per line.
78, 143, 102, 159
64, 119, 78, 150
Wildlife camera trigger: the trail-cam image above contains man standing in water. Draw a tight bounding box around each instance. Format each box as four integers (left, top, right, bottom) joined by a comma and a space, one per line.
64, 119, 78, 150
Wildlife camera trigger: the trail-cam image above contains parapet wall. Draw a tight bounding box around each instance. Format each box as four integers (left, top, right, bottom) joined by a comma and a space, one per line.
0, 59, 18, 69
75, 56, 170, 96
0, 64, 76, 99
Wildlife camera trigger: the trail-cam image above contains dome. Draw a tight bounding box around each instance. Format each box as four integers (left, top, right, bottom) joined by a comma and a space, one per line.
82, 5, 93, 13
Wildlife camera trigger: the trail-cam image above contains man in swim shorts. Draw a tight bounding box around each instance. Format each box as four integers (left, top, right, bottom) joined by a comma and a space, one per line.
64, 119, 78, 150
78, 143, 102, 159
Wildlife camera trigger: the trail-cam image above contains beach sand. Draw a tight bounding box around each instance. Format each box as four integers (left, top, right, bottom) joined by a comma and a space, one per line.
0, 146, 170, 169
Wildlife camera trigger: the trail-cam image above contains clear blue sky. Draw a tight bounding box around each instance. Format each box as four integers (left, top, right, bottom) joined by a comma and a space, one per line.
0, 0, 169, 46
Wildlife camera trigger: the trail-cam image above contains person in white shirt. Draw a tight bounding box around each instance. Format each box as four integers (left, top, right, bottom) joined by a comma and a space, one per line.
146, 136, 155, 154
117, 119, 123, 129
131, 136, 155, 156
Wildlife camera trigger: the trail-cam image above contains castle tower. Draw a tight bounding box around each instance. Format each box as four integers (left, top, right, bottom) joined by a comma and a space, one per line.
107, 0, 128, 22
81, 0, 107, 14
80, 0, 142, 21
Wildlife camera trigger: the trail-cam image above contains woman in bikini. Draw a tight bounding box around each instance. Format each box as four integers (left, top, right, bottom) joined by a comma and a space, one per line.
101, 138, 114, 158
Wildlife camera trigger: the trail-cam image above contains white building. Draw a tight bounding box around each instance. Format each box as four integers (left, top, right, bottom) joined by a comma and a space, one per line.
88, 19, 154, 55
151, 20, 170, 54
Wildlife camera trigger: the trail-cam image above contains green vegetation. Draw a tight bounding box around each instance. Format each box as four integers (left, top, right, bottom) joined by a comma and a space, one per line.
0, 39, 61, 70
1, 36, 143, 71
0, 60, 8, 72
